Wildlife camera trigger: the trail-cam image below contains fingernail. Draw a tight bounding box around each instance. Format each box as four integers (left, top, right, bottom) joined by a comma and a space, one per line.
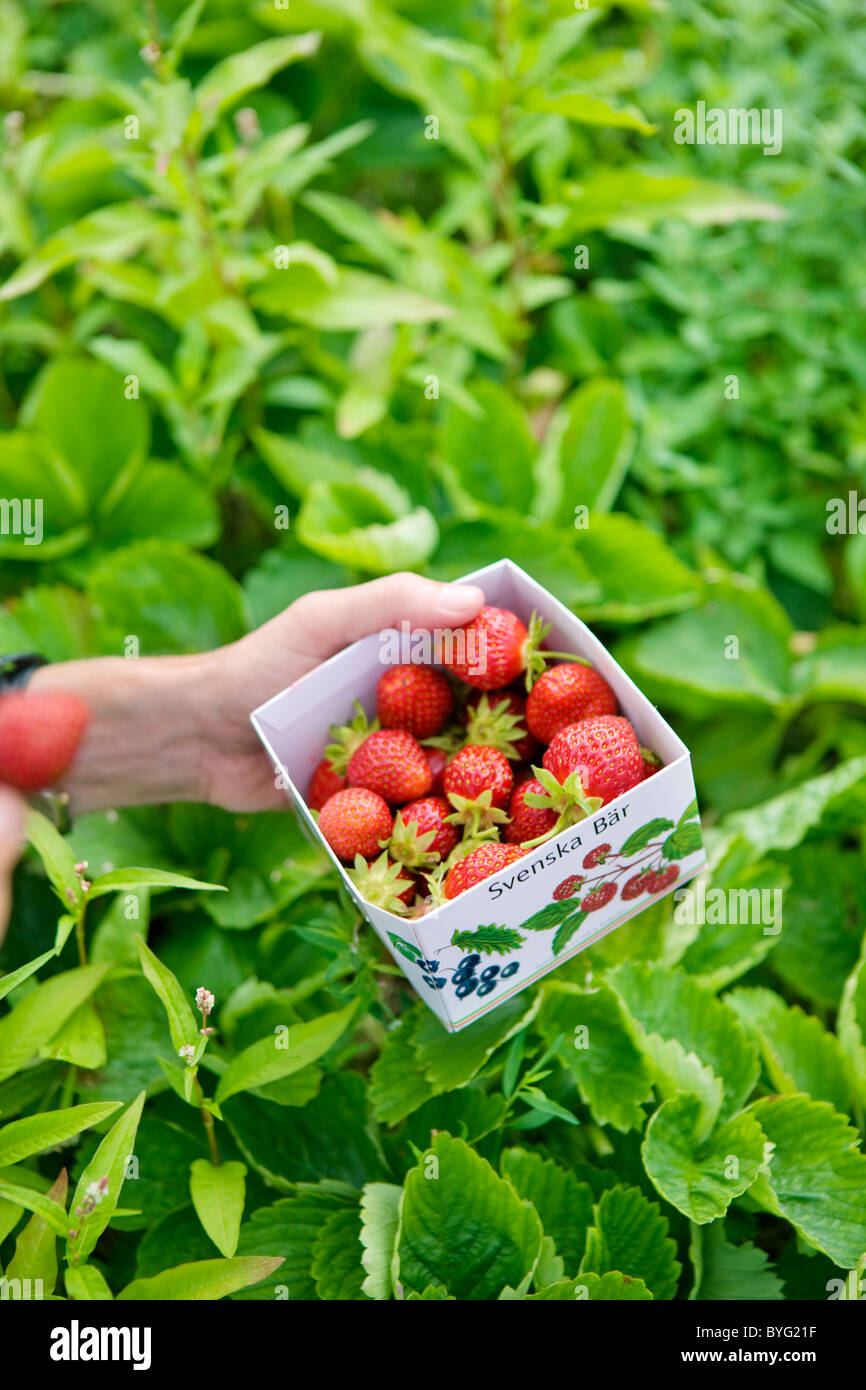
438, 584, 485, 618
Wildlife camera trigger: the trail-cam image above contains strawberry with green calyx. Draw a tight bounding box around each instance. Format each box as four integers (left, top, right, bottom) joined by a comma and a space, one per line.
444, 606, 590, 693
504, 777, 558, 846
463, 691, 537, 763
526, 663, 617, 744
308, 758, 346, 811
640, 746, 663, 780
347, 729, 433, 804
583, 843, 611, 869
543, 715, 643, 805
443, 744, 513, 838
581, 881, 617, 912
349, 852, 416, 915
443, 842, 526, 900
377, 664, 454, 739
517, 765, 603, 849
553, 873, 585, 901
622, 869, 654, 901
324, 700, 379, 776
388, 796, 459, 869
317, 787, 393, 861
644, 864, 679, 894
418, 860, 450, 910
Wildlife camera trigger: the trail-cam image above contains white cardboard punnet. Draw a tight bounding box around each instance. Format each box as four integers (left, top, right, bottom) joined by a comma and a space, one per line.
251, 560, 706, 1031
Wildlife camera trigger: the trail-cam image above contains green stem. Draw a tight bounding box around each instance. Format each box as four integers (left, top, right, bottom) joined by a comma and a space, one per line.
75, 903, 88, 967
193, 1074, 220, 1166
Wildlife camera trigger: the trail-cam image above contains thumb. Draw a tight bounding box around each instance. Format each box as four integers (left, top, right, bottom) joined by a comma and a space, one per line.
0, 787, 24, 947
280, 572, 486, 665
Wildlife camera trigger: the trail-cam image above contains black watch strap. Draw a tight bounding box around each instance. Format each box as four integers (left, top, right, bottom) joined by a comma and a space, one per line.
0, 653, 48, 691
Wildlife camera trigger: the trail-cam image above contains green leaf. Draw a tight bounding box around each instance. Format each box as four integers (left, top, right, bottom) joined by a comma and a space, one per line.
0, 433, 85, 556
0, 948, 55, 1004
117, 1255, 284, 1301
0, 203, 164, 302
39, 1001, 106, 1070
748, 1095, 866, 1269
520, 899, 580, 933
311, 1205, 368, 1300
95, 462, 219, 550
577, 513, 701, 623
838, 941, 866, 1109
0, 1183, 70, 1239
552, 908, 586, 955
792, 628, 866, 707
189, 1159, 246, 1259
450, 926, 525, 957
642, 1094, 766, 1223
66, 1092, 146, 1264
235, 1190, 350, 1300
538, 982, 654, 1132
6, 1169, 67, 1293
296, 478, 438, 574
566, 168, 783, 231
533, 379, 633, 524
689, 1221, 783, 1302
411, 993, 539, 1092
724, 756, 866, 860
215, 1001, 357, 1104
359, 1182, 402, 1300
135, 936, 199, 1055
430, 514, 600, 609
0, 964, 109, 1084
194, 33, 322, 134
26, 807, 79, 910
726, 987, 854, 1115
529, 1271, 653, 1301
526, 90, 655, 135
500, 1149, 593, 1273
619, 819, 675, 857
608, 962, 760, 1131
398, 1134, 543, 1300
441, 380, 536, 513
89, 867, 226, 900
369, 1012, 435, 1126
770, 844, 863, 1009
661, 823, 703, 860
386, 932, 423, 963
65, 1264, 114, 1300
582, 1185, 680, 1301
0, 1103, 120, 1167
256, 267, 453, 331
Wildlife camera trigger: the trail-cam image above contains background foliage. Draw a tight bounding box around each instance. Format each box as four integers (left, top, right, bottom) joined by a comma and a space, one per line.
1, 0, 865, 1301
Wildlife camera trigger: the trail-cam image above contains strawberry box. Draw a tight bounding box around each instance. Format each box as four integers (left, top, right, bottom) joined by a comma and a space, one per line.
250, 559, 706, 1032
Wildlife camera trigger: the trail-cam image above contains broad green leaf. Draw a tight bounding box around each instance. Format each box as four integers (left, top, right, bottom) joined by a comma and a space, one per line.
256, 267, 453, 331
96, 462, 219, 550
66, 1091, 146, 1264
135, 936, 199, 1055
770, 844, 863, 1010
0, 948, 55, 1004
838, 941, 866, 1109
661, 823, 703, 860
117, 1255, 283, 1301
526, 90, 655, 135
607, 962, 759, 1131
722, 756, 866, 860
411, 993, 539, 1092
359, 1182, 402, 1300
689, 1221, 783, 1301
581, 1185, 680, 1300
566, 168, 783, 230
533, 379, 633, 524
538, 982, 653, 1132
726, 987, 854, 1115
215, 1001, 357, 1104
642, 1094, 766, 1223
296, 478, 438, 574
792, 628, 866, 707
65, 1264, 114, 1300
0, 1183, 70, 1239
578, 513, 701, 622
679, 859, 789, 992
528, 1271, 653, 1301
89, 867, 225, 900
311, 1205, 368, 1300
39, 1001, 106, 1070
6, 1169, 67, 1293
748, 1095, 866, 1269
398, 1134, 543, 1300
0, 963, 109, 1084
194, 33, 321, 134
235, 1190, 350, 1300
0, 204, 163, 302
26, 807, 79, 909
500, 1149, 593, 1273
0, 1103, 120, 1167
0, 433, 85, 555
369, 1012, 435, 1126
403, 1090, 507, 1150
430, 513, 600, 609
441, 380, 536, 514
189, 1159, 246, 1259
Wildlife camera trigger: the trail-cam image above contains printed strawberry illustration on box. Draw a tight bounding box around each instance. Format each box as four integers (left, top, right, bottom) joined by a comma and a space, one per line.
251, 560, 706, 1032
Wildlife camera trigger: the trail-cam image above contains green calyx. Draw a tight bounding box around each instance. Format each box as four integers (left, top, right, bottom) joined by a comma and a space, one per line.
348, 851, 413, 916
463, 693, 528, 761
325, 700, 379, 775
445, 788, 511, 840
388, 810, 442, 870
520, 766, 603, 849
522, 608, 592, 692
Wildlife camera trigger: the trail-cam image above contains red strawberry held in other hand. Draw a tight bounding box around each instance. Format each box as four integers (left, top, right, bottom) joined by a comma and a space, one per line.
0, 691, 90, 791
308, 758, 346, 811
347, 729, 432, 804
526, 663, 617, 744
317, 787, 393, 861
504, 778, 558, 845
443, 606, 588, 693
377, 664, 453, 739
443, 842, 525, 900
543, 715, 643, 805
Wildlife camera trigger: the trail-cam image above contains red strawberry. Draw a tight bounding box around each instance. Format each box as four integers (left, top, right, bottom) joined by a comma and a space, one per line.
526, 663, 617, 744
583, 843, 611, 869
640, 747, 663, 780
644, 864, 679, 895
308, 758, 346, 811
422, 746, 448, 796
377, 664, 453, 739
390, 796, 458, 868
581, 881, 617, 912
504, 778, 558, 845
622, 870, 652, 901
0, 691, 90, 791
464, 690, 538, 762
553, 873, 585, 901
443, 606, 586, 692
444, 745, 513, 810
443, 842, 525, 900
348, 851, 416, 914
318, 787, 393, 861
347, 729, 432, 804
543, 716, 643, 805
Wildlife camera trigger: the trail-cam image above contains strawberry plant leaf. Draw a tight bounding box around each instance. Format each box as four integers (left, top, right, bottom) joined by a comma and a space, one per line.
642, 1093, 767, 1223
500, 1149, 593, 1274
189, 1159, 247, 1259
450, 925, 526, 956
581, 1185, 681, 1301
398, 1134, 543, 1300
838, 941, 866, 1110
532, 378, 633, 523
689, 1221, 783, 1302
411, 993, 539, 1092
235, 1191, 351, 1300
359, 1182, 402, 1301
538, 982, 654, 1133
527, 1271, 653, 1301
726, 987, 854, 1115
369, 1011, 435, 1126
311, 1204, 368, 1300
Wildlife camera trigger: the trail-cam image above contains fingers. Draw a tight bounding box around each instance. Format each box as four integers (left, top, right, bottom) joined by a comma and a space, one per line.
0, 787, 24, 947
284, 572, 486, 664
